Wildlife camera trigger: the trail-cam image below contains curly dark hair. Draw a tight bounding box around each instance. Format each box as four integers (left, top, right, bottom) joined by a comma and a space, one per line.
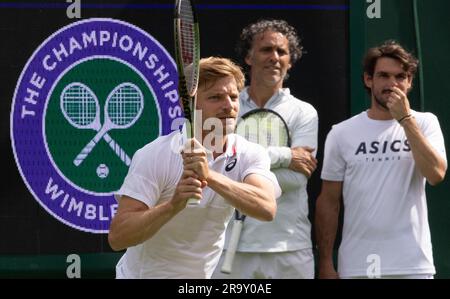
236, 19, 303, 75
363, 40, 419, 94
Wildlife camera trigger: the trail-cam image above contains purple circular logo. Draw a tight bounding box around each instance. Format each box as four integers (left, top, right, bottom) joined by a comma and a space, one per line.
11, 19, 180, 233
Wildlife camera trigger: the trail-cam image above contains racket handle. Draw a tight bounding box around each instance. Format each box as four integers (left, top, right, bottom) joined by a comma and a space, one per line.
221, 219, 244, 274
186, 198, 200, 206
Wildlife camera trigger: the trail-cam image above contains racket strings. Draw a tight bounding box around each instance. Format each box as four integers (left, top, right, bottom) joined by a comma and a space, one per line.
177, 0, 199, 95
179, 21, 196, 91
107, 86, 143, 126
179, 0, 195, 59
62, 85, 97, 126
236, 112, 289, 147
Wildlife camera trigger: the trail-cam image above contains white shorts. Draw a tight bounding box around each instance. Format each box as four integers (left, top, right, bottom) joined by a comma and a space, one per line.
212, 249, 314, 279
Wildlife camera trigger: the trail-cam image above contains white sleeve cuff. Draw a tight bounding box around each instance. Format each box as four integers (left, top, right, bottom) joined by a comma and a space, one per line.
267, 146, 292, 169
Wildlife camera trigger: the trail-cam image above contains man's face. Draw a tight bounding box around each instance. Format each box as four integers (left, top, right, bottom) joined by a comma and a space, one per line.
364, 57, 412, 110
195, 75, 239, 136
245, 30, 292, 88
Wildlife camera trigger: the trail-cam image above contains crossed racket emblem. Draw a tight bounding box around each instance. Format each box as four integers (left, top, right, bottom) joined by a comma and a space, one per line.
60, 82, 144, 167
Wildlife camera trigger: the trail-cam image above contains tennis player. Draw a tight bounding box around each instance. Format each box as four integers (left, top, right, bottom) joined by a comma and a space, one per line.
108, 57, 281, 279
213, 19, 318, 279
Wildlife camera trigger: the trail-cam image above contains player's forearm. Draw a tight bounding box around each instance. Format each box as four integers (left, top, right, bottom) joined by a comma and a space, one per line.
207, 171, 276, 221
315, 193, 340, 266
401, 117, 447, 185
108, 201, 179, 251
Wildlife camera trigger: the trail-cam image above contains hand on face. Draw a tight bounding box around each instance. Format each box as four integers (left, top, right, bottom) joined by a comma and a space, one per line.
386, 86, 411, 120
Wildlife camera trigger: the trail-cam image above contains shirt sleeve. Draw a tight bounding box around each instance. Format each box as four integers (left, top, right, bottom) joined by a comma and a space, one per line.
321, 126, 346, 182
267, 146, 292, 169
268, 104, 318, 190
291, 106, 319, 149
420, 113, 447, 165
271, 168, 306, 192
115, 146, 162, 207
241, 143, 282, 199
268, 105, 319, 168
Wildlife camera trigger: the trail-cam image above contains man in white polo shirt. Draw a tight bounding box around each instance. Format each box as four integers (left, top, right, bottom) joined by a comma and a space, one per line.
213, 19, 318, 279
108, 57, 280, 279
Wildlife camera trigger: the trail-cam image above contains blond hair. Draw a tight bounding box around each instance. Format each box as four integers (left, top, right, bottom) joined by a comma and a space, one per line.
198, 57, 245, 91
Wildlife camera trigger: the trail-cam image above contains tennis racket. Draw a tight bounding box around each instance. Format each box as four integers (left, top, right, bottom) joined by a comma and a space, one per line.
221, 108, 291, 274
220, 210, 246, 274
235, 108, 291, 148
174, 0, 201, 206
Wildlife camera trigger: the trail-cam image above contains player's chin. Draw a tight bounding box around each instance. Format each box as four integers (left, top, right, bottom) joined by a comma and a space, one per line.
263, 75, 282, 86
219, 117, 235, 127
375, 97, 389, 110
223, 124, 235, 136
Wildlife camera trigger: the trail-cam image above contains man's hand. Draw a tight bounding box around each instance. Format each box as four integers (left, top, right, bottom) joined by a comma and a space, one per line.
386, 86, 411, 121
170, 169, 203, 212
182, 138, 209, 186
289, 146, 317, 177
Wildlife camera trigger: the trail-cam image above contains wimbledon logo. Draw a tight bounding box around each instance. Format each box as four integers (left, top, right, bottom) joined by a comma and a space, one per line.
10, 19, 181, 233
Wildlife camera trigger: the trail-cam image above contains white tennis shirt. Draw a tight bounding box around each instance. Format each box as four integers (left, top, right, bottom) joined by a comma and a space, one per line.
230, 88, 319, 252
114, 130, 280, 278
321, 110, 447, 277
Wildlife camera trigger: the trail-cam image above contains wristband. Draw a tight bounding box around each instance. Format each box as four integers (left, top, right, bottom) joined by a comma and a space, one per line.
398, 114, 412, 123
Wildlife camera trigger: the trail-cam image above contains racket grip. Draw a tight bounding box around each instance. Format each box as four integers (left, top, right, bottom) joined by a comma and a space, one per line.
221, 219, 244, 274
186, 198, 200, 206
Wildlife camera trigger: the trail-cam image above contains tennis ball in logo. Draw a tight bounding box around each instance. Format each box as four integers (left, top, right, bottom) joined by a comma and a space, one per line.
96, 164, 109, 179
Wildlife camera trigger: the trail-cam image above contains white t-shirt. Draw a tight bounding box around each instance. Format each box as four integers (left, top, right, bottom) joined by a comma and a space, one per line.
321, 110, 447, 277
115, 130, 280, 278
229, 88, 318, 252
